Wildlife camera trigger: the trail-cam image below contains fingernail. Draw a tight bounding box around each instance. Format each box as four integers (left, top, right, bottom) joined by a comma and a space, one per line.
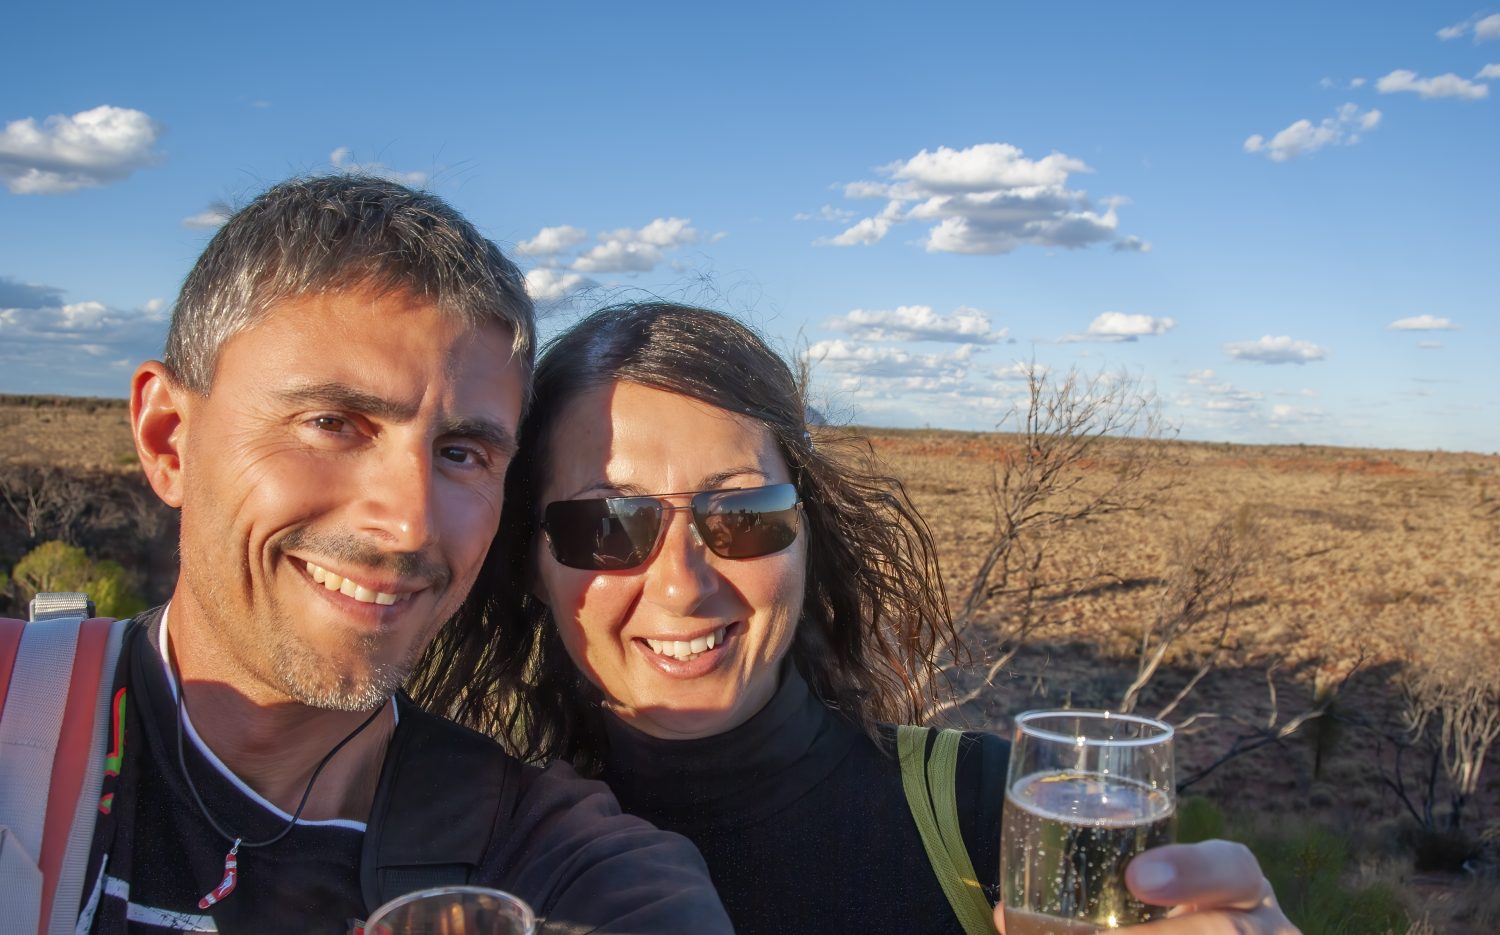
1130, 856, 1175, 891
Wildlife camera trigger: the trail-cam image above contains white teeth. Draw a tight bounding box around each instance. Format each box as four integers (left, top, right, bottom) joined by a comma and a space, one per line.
644, 626, 728, 662
305, 560, 405, 607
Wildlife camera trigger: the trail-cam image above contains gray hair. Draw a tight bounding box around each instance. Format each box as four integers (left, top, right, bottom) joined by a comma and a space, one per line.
163, 175, 534, 394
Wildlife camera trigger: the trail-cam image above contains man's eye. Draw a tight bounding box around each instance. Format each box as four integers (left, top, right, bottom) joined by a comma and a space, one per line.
440, 445, 486, 466
311, 416, 348, 433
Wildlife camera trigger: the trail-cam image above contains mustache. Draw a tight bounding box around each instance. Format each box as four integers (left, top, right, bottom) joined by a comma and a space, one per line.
275, 527, 452, 590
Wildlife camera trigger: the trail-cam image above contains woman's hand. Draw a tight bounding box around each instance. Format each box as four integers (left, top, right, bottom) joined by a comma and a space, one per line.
994, 839, 1302, 934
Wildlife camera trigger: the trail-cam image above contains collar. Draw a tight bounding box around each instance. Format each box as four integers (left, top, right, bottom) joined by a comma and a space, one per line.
600, 665, 858, 833
151, 601, 397, 831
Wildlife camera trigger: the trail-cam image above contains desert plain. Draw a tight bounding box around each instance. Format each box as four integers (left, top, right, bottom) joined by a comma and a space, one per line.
3, 394, 1497, 931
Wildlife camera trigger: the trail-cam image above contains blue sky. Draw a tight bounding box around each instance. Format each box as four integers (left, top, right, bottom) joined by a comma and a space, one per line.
3, 2, 1497, 452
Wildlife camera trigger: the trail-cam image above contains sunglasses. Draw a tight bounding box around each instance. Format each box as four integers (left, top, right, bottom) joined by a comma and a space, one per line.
541, 483, 802, 571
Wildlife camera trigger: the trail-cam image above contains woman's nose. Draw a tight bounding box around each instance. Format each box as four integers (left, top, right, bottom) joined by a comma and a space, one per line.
642, 506, 718, 615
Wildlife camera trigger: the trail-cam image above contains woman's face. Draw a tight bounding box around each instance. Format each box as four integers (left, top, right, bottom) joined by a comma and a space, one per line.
532, 382, 807, 740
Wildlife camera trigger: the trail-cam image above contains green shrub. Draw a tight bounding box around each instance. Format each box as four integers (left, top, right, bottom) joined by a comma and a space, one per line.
10, 540, 146, 619
1238, 824, 1409, 935
1176, 796, 1225, 843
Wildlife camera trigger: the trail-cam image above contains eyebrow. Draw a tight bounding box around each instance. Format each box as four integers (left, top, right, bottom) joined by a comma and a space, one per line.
565, 467, 770, 501
275, 382, 517, 456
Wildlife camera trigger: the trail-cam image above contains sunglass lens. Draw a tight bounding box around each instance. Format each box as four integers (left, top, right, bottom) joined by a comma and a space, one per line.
693, 484, 800, 559
544, 497, 662, 570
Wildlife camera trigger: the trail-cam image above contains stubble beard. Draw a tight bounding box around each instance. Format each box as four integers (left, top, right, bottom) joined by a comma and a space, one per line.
184, 529, 451, 713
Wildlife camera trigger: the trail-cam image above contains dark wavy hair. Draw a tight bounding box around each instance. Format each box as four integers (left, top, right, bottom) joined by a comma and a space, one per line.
411, 302, 954, 770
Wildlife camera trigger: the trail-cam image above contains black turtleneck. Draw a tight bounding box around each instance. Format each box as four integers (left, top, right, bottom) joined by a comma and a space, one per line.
601, 668, 1010, 934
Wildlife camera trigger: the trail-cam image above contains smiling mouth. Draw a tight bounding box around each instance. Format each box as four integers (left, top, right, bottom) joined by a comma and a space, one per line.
305, 560, 410, 606
642, 625, 731, 663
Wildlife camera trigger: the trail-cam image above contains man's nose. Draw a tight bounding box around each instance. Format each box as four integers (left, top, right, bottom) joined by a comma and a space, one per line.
355, 443, 437, 553
642, 506, 718, 615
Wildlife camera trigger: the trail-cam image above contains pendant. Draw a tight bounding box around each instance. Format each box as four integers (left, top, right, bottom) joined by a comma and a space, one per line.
199, 838, 241, 909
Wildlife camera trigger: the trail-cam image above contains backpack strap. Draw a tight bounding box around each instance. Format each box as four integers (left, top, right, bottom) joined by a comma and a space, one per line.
897, 725, 996, 935
358, 699, 517, 913
0, 598, 126, 935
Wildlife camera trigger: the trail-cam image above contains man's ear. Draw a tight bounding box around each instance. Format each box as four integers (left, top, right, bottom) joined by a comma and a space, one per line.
130, 360, 190, 508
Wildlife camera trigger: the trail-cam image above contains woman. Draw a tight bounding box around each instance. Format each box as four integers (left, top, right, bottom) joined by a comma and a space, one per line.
418, 302, 1297, 934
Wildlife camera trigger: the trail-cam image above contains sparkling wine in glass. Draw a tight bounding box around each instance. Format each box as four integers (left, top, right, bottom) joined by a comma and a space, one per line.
999, 710, 1175, 934
363, 885, 537, 935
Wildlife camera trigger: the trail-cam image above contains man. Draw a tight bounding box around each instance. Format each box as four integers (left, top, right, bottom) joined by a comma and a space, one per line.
74, 175, 730, 932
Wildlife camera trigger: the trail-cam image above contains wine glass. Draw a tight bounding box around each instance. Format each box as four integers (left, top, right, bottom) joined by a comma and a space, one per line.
999, 710, 1175, 934
363, 885, 537, 935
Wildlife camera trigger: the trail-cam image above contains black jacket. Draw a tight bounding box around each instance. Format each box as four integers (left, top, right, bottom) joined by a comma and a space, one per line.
601, 668, 1009, 934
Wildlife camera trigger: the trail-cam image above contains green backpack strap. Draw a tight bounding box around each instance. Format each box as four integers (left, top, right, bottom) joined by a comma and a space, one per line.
897, 725, 996, 935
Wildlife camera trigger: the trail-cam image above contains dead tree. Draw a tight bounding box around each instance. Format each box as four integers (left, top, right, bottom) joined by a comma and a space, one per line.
923, 366, 1175, 720
1120, 508, 1266, 716
0, 464, 92, 546
1177, 657, 1364, 792
1397, 626, 1500, 833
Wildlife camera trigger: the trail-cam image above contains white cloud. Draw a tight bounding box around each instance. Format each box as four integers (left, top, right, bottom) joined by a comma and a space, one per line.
517, 225, 587, 256
1225, 335, 1327, 364
1388, 314, 1458, 331
1478, 64, 1500, 80
807, 339, 977, 381
1417, 341, 1444, 349
1320, 77, 1336, 89
510, 218, 705, 276
1070, 311, 1176, 342
0, 284, 168, 381
1439, 12, 1500, 41
824, 305, 1007, 344
1203, 393, 1262, 412
1185, 368, 1216, 385
1375, 69, 1489, 100
0, 105, 164, 195
329, 147, 429, 187
524, 268, 595, 302
993, 361, 1048, 381
571, 239, 663, 273
1350, 77, 1367, 88
181, 201, 232, 230
794, 205, 857, 223
571, 218, 699, 273
1243, 103, 1382, 161
1268, 403, 1325, 425
631, 217, 699, 248
820, 142, 1142, 255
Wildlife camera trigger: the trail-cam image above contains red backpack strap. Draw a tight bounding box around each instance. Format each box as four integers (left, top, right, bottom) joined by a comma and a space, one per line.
38, 617, 117, 934
0, 618, 24, 723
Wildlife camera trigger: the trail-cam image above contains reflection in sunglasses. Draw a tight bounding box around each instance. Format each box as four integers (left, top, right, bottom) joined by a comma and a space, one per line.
543, 484, 801, 571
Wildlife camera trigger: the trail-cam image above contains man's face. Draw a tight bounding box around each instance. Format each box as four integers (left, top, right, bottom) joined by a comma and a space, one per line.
167, 286, 522, 711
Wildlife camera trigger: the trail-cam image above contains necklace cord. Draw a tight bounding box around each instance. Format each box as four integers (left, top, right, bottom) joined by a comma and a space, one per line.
174, 679, 386, 849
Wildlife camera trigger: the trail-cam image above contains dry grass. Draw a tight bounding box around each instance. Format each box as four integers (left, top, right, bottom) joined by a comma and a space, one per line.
864, 427, 1500, 930
7, 397, 1498, 924
0, 395, 136, 473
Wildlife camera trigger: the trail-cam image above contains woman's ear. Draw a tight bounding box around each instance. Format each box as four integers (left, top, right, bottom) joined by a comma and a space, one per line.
528, 532, 553, 609
131, 360, 190, 508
